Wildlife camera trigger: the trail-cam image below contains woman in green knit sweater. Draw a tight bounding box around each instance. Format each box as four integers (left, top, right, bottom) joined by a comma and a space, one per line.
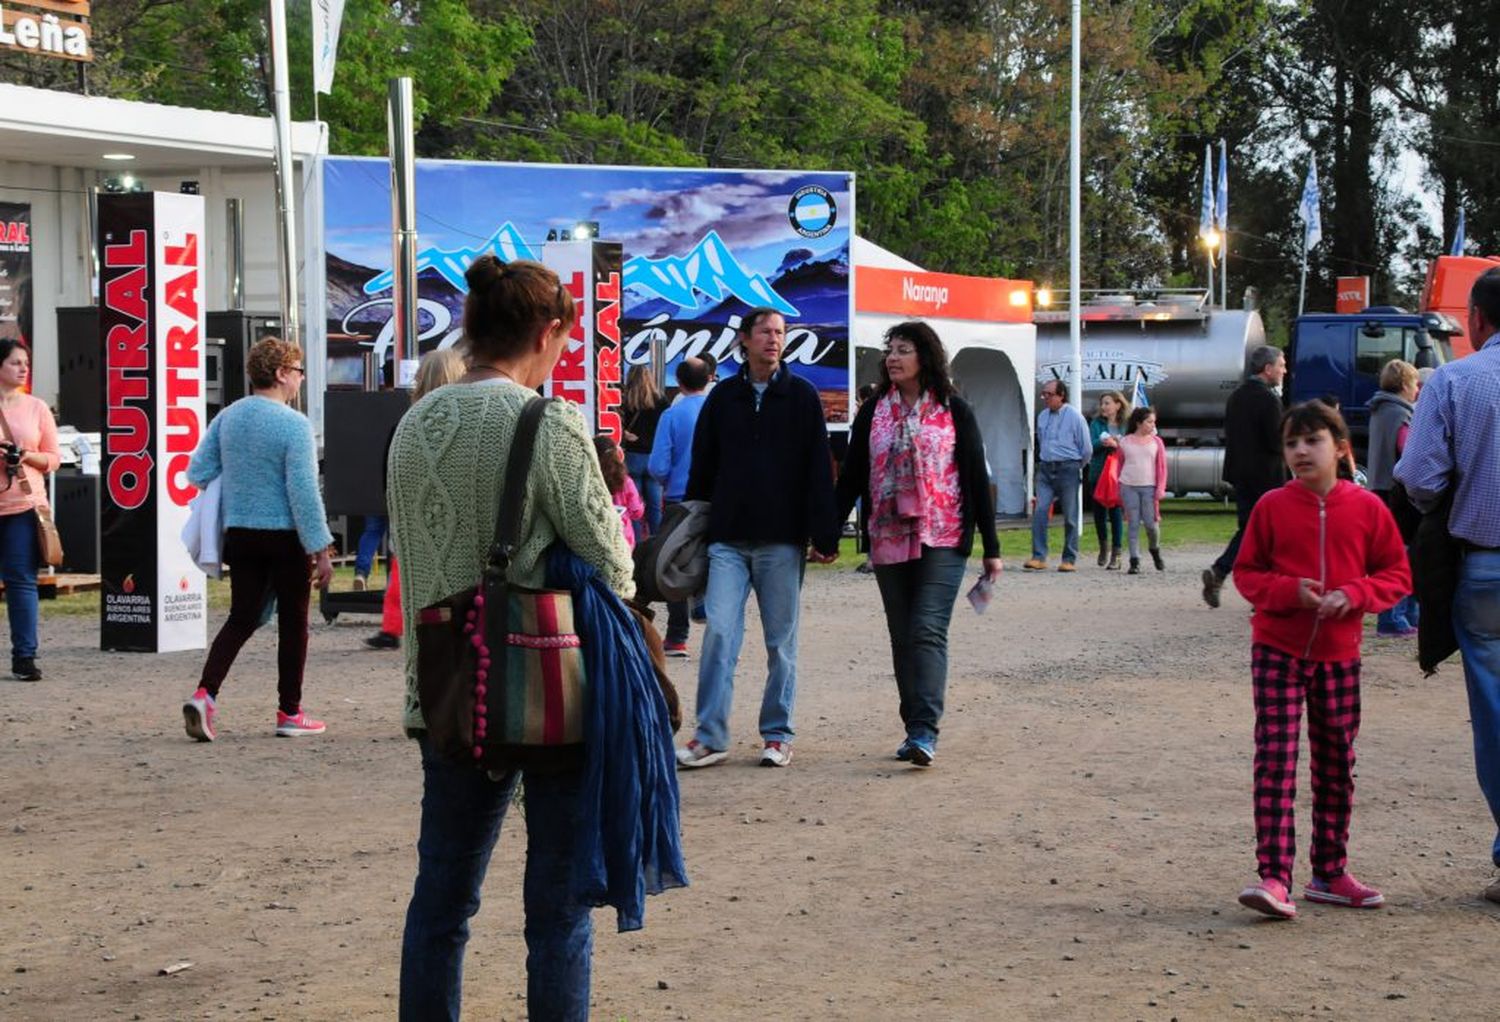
388, 257, 633, 1020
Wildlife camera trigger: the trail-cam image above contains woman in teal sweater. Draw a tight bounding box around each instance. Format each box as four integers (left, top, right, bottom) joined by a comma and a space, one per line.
1088, 389, 1129, 569
181, 337, 334, 742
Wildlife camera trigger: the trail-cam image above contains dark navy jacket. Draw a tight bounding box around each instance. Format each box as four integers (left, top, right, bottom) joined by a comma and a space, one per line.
685, 363, 839, 556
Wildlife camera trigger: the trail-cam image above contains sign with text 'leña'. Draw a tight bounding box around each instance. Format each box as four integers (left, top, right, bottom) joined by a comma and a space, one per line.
0, 1, 92, 62
1335, 276, 1370, 315
99, 192, 207, 653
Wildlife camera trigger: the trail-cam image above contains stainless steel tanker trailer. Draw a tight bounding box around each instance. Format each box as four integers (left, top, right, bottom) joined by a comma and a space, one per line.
1033, 291, 1266, 498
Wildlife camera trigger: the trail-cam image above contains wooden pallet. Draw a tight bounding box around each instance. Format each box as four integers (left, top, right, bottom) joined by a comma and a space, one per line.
0, 573, 102, 597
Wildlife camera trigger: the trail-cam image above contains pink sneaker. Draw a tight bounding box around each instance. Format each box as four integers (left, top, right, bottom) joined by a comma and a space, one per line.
1238, 877, 1297, 919
182, 687, 217, 742
275, 708, 327, 737
1304, 873, 1384, 908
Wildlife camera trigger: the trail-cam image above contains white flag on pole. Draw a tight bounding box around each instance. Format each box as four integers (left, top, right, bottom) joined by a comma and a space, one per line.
1298, 160, 1322, 253
312, 0, 347, 96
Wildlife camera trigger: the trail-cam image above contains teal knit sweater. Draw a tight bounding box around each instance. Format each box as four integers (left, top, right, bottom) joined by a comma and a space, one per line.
386, 380, 635, 732
187, 395, 334, 554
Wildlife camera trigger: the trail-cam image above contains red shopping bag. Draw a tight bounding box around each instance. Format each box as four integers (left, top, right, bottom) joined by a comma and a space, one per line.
1092, 449, 1122, 509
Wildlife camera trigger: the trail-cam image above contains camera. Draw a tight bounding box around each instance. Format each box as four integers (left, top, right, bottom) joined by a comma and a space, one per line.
1, 442, 21, 478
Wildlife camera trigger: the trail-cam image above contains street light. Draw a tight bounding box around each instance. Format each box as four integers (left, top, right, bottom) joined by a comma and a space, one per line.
1201, 229, 1221, 252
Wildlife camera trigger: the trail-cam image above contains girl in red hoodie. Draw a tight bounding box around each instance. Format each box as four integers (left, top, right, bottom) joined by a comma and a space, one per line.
1232, 401, 1410, 919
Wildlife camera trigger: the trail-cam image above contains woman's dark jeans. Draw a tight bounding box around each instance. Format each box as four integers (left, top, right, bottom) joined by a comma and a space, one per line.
872, 545, 968, 745
1093, 502, 1123, 551
198, 528, 311, 714
624, 451, 661, 541
0, 509, 39, 660
400, 737, 592, 1022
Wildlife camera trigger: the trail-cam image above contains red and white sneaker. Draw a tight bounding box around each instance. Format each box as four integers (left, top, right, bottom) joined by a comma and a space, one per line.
275, 708, 327, 737
182, 687, 217, 742
675, 739, 727, 769
1304, 873, 1384, 908
1238, 877, 1296, 919
760, 741, 793, 768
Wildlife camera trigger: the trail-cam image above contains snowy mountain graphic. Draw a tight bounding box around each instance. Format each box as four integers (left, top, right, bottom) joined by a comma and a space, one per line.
363, 223, 538, 295
624, 230, 798, 316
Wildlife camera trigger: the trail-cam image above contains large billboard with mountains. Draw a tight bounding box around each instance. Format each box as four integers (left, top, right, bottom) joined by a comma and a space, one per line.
321, 157, 854, 423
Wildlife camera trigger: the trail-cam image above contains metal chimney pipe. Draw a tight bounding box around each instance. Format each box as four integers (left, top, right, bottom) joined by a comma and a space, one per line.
387, 76, 419, 380
226, 198, 245, 311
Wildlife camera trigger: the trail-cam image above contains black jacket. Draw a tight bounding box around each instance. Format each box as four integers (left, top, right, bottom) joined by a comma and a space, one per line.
1222, 377, 1284, 494
686, 364, 839, 555
835, 392, 1000, 560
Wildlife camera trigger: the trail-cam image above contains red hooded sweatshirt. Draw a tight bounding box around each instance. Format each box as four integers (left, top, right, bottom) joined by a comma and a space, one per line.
1233, 479, 1411, 661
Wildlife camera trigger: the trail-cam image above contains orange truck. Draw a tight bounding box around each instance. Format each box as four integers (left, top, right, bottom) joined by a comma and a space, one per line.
1422, 254, 1500, 358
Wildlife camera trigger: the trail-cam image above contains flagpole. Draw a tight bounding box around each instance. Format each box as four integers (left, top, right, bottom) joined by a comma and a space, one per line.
1219, 138, 1228, 309
1298, 247, 1308, 316
1207, 246, 1214, 309
268, 0, 300, 350
1068, 0, 1083, 526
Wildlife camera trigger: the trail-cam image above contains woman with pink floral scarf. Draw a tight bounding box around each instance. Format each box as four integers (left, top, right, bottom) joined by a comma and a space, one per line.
836, 321, 1003, 767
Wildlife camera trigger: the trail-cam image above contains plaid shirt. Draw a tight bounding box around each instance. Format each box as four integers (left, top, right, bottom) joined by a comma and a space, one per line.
1395, 331, 1500, 547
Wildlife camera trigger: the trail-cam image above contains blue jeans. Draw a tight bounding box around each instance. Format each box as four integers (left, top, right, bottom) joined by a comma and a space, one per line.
1031, 460, 1083, 563
0, 509, 39, 660
1378, 595, 1419, 633
625, 452, 661, 541
694, 542, 804, 750
872, 546, 967, 744
1454, 549, 1500, 868
400, 738, 592, 1021
355, 516, 387, 577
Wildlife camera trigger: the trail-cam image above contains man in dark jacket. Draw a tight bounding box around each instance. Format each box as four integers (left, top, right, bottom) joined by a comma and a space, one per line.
1202, 344, 1285, 608
675, 307, 840, 769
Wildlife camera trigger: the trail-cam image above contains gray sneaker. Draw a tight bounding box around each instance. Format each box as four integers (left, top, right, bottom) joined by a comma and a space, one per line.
1201, 568, 1223, 609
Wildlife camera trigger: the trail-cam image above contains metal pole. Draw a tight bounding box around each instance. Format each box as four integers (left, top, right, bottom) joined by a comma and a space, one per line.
1207, 247, 1215, 309
268, 0, 300, 349
1298, 248, 1308, 316
1068, 0, 1082, 411
1219, 140, 1228, 309
387, 77, 420, 378
226, 198, 245, 311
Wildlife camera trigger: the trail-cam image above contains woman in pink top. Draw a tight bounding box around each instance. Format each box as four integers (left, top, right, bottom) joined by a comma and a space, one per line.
1118, 406, 1168, 574
0, 340, 61, 681
835, 322, 1002, 767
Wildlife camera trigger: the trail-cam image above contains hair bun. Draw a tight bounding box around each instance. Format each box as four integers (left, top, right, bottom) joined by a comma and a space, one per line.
465, 254, 504, 293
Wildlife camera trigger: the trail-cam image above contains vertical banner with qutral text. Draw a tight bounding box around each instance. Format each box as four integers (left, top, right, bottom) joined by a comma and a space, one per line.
539, 240, 624, 440
0, 201, 33, 365
98, 192, 208, 653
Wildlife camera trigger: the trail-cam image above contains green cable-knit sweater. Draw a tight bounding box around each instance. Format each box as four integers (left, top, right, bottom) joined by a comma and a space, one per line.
386, 379, 635, 733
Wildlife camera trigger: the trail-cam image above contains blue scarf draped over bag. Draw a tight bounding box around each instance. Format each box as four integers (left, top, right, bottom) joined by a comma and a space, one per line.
546, 545, 688, 931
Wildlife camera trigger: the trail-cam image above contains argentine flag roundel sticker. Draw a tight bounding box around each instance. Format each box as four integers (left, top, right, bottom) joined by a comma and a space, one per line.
788, 185, 837, 239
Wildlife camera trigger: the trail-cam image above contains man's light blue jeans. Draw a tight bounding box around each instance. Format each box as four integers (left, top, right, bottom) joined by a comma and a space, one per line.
1454, 548, 1500, 867
1031, 460, 1084, 564
693, 542, 805, 751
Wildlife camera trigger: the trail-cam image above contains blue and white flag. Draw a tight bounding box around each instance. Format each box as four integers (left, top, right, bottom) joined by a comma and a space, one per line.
312, 0, 347, 95
1298, 160, 1322, 252
1199, 144, 1214, 238
1215, 139, 1228, 232
1132, 374, 1150, 410
1451, 208, 1466, 257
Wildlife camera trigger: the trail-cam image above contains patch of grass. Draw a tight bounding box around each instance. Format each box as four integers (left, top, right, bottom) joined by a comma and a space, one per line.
812, 496, 1239, 569
37, 565, 387, 620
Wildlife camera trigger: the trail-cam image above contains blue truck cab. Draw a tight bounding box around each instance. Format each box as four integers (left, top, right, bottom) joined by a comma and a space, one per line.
1288, 307, 1459, 462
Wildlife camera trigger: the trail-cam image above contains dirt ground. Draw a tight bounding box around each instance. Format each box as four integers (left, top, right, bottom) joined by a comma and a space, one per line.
4, 544, 1500, 1021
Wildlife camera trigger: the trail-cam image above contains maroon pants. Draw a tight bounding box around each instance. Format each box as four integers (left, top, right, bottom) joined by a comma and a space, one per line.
1250, 643, 1361, 887
199, 528, 312, 715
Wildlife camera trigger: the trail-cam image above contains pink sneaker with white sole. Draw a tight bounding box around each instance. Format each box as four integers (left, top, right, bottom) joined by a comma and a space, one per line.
275, 708, 327, 737
182, 687, 217, 742
1304, 873, 1384, 908
1238, 877, 1296, 919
